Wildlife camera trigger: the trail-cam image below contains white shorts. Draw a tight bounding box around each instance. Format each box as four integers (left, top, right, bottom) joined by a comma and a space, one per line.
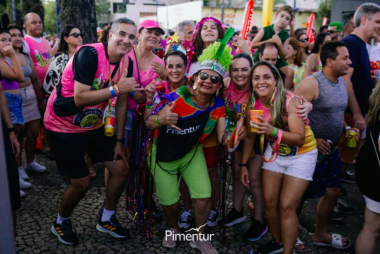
262, 147, 317, 181
364, 195, 380, 214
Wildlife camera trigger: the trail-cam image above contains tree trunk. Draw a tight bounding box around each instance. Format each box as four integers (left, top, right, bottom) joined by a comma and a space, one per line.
58, 0, 97, 44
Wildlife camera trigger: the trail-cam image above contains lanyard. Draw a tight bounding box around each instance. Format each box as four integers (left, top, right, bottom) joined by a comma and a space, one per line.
260, 129, 283, 163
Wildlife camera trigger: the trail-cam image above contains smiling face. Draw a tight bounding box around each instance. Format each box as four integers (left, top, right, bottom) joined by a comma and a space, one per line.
108, 23, 137, 59
194, 69, 222, 95
275, 11, 292, 29
0, 32, 12, 52
364, 12, 380, 40
201, 21, 219, 45
9, 28, 23, 49
331, 46, 351, 76
138, 28, 161, 49
230, 57, 251, 89
252, 65, 277, 99
166, 55, 186, 85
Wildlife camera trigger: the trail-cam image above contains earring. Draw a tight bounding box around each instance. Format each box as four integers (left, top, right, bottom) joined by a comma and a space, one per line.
193, 83, 197, 90
270, 87, 277, 106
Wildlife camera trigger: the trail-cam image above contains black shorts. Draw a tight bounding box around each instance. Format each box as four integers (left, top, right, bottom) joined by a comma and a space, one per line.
47, 127, 118, 179
3, 124, 21, 210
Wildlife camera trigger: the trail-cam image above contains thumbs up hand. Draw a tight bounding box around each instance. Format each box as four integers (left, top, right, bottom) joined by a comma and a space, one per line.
158, 102, 181, 131
117, 68, 144, 94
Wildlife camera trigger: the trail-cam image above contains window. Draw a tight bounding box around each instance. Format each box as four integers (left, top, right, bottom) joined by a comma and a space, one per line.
113, 3, 126, 13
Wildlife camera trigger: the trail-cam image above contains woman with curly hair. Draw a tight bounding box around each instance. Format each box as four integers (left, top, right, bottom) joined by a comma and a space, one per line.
286, 38, 306, 88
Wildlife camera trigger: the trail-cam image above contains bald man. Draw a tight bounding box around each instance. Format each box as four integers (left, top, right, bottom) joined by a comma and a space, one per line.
24, 13, 57, 84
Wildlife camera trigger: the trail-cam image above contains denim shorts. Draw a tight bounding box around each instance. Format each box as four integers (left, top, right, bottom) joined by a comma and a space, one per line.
123, 109, 135, 146
4, 92, 24, 125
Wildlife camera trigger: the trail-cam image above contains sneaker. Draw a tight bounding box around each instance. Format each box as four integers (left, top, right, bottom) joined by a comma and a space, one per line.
329, 206, 346, 221
341, 171, 356, 184
162, 228, 178, 248
96, 214, 129, 238
224, 207, 246, 227
51, 220, 79, 245
336, 199, 354, 214
19, 178, 32, 189
256, 239, 283, 254
20, 190, 26, 198
18, 167, 29, 180
190, 239, 218, 254
243, 219, 268, 242
207, 207, 219, 227
178, 209, 192, 229
46, 150, 56, 160
26, 160, 46, 173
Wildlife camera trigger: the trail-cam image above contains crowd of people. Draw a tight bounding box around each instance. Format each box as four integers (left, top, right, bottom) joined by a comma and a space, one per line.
2, 2, 380, 254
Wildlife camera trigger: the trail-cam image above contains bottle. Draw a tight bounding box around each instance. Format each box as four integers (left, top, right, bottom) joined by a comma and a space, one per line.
104, 103, 116, 137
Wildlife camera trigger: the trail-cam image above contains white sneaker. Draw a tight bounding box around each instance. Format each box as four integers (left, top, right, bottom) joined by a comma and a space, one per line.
20, 190, 26, 197
26, 160, 46, 173
18, 166, 29, 180
19, 177, 32, 189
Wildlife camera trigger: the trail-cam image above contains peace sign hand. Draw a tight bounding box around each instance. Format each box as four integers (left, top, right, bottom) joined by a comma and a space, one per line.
158, 102, 181, 131
250, 116, 274, 136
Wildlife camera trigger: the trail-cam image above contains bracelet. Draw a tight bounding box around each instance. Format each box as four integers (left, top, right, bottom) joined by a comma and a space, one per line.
146, 104, 152, 109
7, 126, 17, 133
116, 137, 125, 144
271, 127, 278, 137
146, 100, 153, 106
129, 91, 135, 98
155, 115, 161, 127
239, 163, 248, 167
109, 86, 117, 97
114, 84, 121, 96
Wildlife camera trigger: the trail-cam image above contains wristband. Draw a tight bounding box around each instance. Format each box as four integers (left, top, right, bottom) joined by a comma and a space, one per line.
7, 126, 17, 133
239, 163, 248, 167
271, 127, 278, 137
155, 115, 161, 127
116, 137, 125, 144
114, 84, 121, 96
129, 91, 135, 97
146, 104, 152, 109
109, 86, 117, 97
146, 100, 153, 106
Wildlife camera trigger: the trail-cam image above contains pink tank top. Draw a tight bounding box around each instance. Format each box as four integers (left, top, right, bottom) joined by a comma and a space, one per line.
24, 36, 53, 83
44, 43, 130, 133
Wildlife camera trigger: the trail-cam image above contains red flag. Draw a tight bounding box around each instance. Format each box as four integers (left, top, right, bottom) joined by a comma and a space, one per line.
306, 13, 315, 43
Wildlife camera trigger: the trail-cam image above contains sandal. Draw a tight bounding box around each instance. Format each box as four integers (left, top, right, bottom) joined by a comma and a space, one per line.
294, 237, 307, 253
313, 233, 351, 249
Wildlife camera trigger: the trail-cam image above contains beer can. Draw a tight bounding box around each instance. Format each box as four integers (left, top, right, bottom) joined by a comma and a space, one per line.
347, 130, 357, 148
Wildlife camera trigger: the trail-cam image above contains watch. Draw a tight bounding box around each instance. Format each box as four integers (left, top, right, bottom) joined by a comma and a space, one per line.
7, 126, 17, 133
239, 163, 248, 167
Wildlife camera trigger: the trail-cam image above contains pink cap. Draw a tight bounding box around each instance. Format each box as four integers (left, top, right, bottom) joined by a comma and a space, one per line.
137, 20, 165, 35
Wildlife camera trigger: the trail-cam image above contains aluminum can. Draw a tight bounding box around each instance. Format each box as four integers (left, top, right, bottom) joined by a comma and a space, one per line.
347, 130, 357, 148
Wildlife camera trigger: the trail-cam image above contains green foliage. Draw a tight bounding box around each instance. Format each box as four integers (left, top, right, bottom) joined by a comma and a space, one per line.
95, 0, 110, 27
316, 0, 332, 28
43, 0, 57, 35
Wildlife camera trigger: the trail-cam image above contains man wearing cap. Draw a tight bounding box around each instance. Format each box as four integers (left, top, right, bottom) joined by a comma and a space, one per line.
328, 22, 343, 41
45, 17, 142, 245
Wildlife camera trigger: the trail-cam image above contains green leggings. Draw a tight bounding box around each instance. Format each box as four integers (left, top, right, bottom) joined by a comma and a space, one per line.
149, 144, 211, 206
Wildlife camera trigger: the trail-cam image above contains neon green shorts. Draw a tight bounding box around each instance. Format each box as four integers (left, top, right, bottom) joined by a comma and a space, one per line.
149, 144, 211, 206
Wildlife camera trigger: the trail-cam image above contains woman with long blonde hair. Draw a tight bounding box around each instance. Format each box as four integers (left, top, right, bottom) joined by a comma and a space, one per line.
355, 85, 380, 254
241, 61, 317, 254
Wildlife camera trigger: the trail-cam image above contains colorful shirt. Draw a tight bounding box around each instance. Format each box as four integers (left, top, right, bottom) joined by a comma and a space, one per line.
224, 81, 250, 119
291, 63, 306, 88
154, 87, 226, 142
24, 35, 53, 83
44, 43, 130, 133
255, 92, 316, 155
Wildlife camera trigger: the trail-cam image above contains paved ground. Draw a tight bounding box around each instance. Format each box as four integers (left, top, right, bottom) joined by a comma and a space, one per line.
14, 152, 380, 254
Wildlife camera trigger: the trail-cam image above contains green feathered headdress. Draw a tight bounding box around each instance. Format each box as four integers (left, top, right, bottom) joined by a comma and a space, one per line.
198, 27, 235, 77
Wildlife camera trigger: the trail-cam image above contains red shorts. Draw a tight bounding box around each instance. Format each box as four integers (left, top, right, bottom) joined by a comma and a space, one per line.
203, 146, 220, 168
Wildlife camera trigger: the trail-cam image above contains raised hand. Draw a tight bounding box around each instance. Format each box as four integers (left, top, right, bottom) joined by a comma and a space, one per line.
1, 45, 16, 57
117, 68, 144, 94
159, 102, 181, 131
145, 80, 157, 101
151, 61, 167, 79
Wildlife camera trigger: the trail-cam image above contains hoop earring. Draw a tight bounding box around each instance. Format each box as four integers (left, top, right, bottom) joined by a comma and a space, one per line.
270, 87, 277, 106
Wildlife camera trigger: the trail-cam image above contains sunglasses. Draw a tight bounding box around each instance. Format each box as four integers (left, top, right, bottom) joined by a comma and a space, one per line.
198, 72, 221, 85
69, 33, 82, 38
327, 30, 337, 34
299, 38, 309, 42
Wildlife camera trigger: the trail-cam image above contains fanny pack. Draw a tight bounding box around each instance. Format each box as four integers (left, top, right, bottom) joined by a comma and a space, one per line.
53, 56, 133, 116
